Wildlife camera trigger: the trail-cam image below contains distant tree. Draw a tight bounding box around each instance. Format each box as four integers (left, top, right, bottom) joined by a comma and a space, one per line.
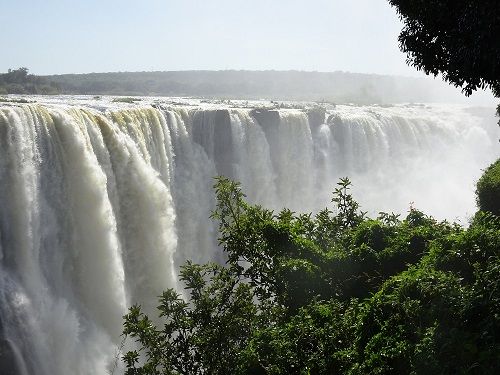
16, 67, 29, 82
3, 67, 29, 84
0, 67, 60, 95
388, 1, 500, 97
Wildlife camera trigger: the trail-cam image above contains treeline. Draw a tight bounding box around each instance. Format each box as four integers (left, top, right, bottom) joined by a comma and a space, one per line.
1, 68, 492, 104
46, 70, 461, 103
0, 67, 60, 95
122, 160, 500, 375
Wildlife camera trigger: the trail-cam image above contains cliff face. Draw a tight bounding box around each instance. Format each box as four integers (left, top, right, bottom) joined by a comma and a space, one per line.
0, 341, 22, 375
0, 318, 22, 375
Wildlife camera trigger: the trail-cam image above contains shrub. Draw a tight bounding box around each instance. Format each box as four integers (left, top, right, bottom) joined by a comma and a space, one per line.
476, 159, 500, 215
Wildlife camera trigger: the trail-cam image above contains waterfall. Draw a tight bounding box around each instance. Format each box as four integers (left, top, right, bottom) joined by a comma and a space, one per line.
0, 98, 498, 374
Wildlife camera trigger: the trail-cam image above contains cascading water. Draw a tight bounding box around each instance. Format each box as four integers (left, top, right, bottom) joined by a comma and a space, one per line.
0, 97, 498, 374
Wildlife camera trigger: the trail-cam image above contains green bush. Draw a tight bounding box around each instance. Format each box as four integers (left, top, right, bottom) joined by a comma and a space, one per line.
476, 159, 500, 215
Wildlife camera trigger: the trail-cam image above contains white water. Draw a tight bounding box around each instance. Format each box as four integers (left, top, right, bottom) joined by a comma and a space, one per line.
0, 97, 498, 374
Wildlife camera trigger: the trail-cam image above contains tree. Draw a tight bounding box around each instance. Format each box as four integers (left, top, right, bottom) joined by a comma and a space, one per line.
122, 262, 259, 375
388, 0, 500, 97
3, 67, 29, 84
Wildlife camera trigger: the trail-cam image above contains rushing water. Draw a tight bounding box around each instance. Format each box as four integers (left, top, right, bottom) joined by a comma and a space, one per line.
0, 97, 498, 374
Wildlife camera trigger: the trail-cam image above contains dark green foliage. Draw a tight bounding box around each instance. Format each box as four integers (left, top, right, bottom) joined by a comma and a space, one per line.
239, 300, 360, 375
355, 213, 500, 374
388, 0, 500, 97
122, 177, 500, 374
476, 159, 500, 216
354, 267, 465, 374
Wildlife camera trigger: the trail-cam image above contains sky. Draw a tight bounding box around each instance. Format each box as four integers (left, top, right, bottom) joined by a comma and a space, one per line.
0, 0, 427, 76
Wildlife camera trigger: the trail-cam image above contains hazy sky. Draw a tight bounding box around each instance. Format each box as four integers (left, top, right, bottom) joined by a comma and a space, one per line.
0, 0, 424, 76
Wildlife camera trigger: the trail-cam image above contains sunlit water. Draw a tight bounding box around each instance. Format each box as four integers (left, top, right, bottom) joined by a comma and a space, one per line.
0, 96, 498, 374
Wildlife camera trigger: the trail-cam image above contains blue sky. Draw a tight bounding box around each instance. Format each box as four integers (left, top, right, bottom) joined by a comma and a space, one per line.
0, 0, 423, 76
